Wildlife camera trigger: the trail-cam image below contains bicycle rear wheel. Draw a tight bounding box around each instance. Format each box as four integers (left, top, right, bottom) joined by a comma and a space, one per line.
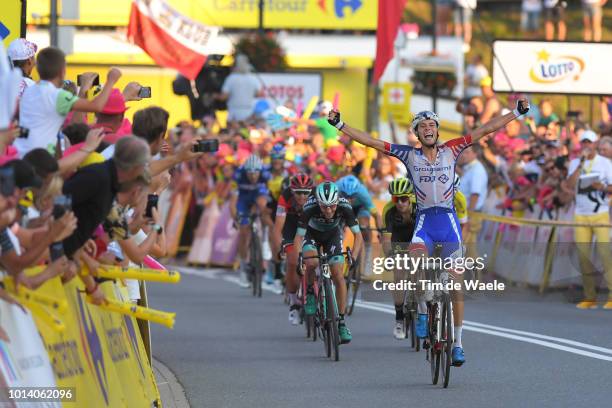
325, 278, 340, 361
429, 302, 441, 385
441, 296, 453, 388
345, 261, 361, 316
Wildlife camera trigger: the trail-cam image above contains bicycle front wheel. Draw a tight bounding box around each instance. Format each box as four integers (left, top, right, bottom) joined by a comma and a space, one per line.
325, 278, 340, 361
441, 297, 453, 388
429, 302, 441, 385
345, 262, 361, 316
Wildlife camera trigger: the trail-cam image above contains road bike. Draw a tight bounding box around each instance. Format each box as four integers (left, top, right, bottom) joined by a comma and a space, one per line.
247, 213, 264, 298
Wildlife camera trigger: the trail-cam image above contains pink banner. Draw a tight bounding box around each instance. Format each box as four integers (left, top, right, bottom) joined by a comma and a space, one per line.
210, 202, 239, 266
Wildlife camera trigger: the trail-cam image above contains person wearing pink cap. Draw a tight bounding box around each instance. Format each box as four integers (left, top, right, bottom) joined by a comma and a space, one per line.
93, 88, 131, 145
8, 38, 38, 98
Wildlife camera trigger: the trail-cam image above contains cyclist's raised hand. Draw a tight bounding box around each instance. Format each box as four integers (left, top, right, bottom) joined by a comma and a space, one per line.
514, 98, 530, 116
327, 109, 344, 130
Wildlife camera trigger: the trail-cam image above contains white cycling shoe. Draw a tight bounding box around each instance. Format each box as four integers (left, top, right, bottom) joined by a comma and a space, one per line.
393, 320, 406, 340
272, 279, 283, 295
288, 307, 300, 326
239, 271, 251, 289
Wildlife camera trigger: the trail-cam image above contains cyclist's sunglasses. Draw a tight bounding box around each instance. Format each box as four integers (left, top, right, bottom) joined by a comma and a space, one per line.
394, 196, 412, 203
292, 189, 311, 196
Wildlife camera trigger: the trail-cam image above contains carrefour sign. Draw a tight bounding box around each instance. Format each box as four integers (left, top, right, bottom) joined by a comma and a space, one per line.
202, 0, 376, 29
492, 40, 612, 95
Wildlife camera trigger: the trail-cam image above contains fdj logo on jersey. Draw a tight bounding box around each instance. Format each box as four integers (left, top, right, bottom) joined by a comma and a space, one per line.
529, 49, 585, 84
420, 175, 436, 183
317, 0, 363, 18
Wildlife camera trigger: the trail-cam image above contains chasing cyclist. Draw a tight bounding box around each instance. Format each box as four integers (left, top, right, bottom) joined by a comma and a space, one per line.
293, 182, 364, 344
270, 173, 315, 325
230, 154, 274, 288
381, 177, 417, 339
327, 98, 530, 365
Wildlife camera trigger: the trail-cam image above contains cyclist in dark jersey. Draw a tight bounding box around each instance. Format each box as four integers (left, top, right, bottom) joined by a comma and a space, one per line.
270, 174, 315, 325
381, 177, 417, 339
294, 182, 363, 344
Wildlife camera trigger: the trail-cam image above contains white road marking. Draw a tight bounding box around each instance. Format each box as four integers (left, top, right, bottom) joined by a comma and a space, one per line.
177, 266, 612, 363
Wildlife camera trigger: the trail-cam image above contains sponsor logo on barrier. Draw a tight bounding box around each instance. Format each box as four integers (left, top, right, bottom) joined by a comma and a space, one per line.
529, 49, 585, 84
46, 340, 85, 379
76, 290, 109, 405
106, 327, 130, 363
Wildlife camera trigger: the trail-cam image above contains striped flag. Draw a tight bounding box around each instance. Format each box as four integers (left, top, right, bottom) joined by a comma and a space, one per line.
127, 0, 219, 80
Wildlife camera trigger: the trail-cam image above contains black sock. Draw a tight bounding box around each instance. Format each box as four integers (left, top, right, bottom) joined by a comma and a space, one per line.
339, 314, 345, 323
395, 304, 404, 321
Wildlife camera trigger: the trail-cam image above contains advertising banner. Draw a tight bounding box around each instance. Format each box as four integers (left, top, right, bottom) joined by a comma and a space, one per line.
492, 40, 612, 95
210, 201, 239, 266
259, 72, 322, 110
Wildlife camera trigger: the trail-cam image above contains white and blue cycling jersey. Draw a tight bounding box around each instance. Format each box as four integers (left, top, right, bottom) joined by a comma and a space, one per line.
338, 180, 376, 219
383, 135, 473, 259
234, 166, 271, 225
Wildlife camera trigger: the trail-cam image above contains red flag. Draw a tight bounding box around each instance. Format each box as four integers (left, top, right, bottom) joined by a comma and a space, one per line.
373, 0, 407, 83
127, 0, 219, 80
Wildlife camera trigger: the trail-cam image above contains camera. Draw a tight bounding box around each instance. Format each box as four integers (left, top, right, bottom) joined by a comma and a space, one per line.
17, 127, 29, 139
145, 194, 159, 218
52, 194, 72, 219
49, 241, 65, 261
0, 167, 15, 197
138, 86, 152, 98
192, 139, 219, 153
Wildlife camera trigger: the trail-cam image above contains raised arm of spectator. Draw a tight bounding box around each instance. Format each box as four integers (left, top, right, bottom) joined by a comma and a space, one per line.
471, 99, 530, 144
327, 110, 386, 152
57, 128, 105, 176
479, 98, 501, 125
16, 256, 69, 290
71, 68, 122, 113
149, 140, 203, 176
0, 212, 76, 274
118, 208, 164, 264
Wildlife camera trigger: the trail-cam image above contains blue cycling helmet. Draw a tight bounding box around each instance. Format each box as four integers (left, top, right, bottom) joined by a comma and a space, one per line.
337, 175, 361, 196
244, 154, 263, 172
270, 143, 286, 159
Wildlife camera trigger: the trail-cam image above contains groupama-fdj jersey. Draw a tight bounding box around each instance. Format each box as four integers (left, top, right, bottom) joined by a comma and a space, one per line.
383, 135, 472, 259
297, 196, 360, 264
234, 166, 271, 225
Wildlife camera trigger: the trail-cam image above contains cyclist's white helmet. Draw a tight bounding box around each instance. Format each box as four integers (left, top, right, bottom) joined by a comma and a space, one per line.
454, 173, 461, 189
315, 182, 339, 206
411, 111, 440, 132
244, 154, 263, 172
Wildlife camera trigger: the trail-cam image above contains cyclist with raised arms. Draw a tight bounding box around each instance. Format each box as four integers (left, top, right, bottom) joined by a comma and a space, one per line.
293, 182, 364, 344
328, 98, 530, 365
270, 174, 315, 325
230, 154, 273, 288
382, 177, 417, 339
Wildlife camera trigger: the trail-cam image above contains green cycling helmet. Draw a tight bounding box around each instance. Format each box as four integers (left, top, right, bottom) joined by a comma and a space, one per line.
315, 182, 339, 206
388, 177, 414, 197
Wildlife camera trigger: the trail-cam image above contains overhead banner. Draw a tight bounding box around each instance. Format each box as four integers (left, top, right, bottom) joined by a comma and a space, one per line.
492, 40, 612, 95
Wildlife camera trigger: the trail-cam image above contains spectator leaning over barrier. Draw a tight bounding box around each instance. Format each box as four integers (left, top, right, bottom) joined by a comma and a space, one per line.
62, 136, 151, 304
457, 146, 488, 265
563, 130, 612, 309
7, 38, 38, 99
15, 46, 121, 157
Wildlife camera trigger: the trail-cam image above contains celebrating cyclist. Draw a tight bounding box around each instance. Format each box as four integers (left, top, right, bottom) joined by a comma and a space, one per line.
381, 177, 417, 340
230, 154, 273, 288
270, 174, 315, 325
293, 182, 364, 344
328, 98, 530, 365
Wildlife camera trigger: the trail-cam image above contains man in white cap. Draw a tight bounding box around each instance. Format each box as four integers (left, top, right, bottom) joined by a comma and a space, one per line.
564, 129, 612, 309
7, 38, 38, 98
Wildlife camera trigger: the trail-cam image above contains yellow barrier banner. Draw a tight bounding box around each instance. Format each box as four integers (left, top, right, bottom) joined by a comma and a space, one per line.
97, 265, 181, 283
16, 274, 161, 407
0, 0, 21, 45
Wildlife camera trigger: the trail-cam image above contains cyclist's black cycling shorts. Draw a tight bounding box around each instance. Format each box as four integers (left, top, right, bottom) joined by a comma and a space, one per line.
302, 227, 344, 264
282, 214, 299, 243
